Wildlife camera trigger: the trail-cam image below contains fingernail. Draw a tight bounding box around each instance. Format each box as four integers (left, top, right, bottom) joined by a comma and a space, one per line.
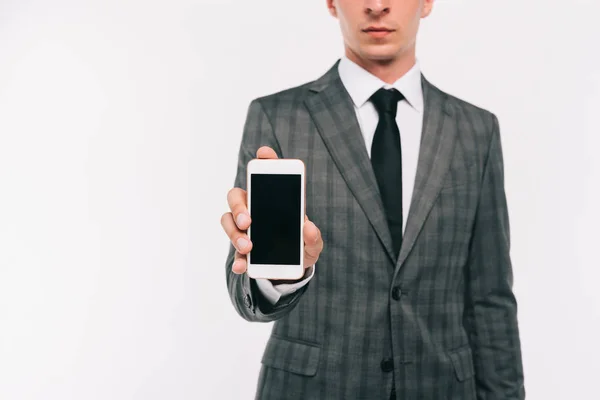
236, 213, 249, 227
232, 261, 241, 271
237, 237, 249, 249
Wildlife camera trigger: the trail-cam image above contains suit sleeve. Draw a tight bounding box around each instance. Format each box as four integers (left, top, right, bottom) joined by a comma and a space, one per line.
225, 99, 312, 322
463, 113, 525, 399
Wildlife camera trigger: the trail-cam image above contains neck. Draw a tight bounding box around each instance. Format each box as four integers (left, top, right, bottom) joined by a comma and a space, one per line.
345, 45, 416, 85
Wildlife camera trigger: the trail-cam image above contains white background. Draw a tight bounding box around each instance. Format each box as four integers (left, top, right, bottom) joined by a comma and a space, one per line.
1, 1, 599, 399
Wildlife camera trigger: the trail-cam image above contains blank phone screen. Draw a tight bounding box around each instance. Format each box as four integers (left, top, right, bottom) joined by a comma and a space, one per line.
250, 174, 301, 265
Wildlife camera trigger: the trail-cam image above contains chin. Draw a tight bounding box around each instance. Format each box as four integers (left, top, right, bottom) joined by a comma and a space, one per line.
359, 45, 401, 63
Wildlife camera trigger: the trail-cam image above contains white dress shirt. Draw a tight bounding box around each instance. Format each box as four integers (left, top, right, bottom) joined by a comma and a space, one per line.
254, 55, 424, 305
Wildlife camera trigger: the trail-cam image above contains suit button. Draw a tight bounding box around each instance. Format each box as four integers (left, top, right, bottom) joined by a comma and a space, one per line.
380, 358, 394, 372
392, 286, 402, 301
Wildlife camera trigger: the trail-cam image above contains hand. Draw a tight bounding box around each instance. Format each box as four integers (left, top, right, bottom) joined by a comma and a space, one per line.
221, 146, 324, 276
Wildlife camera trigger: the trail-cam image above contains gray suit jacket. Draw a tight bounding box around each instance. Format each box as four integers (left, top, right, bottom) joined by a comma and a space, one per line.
225, 59, 525, 400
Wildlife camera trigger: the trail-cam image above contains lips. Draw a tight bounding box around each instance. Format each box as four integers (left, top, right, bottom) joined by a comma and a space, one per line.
363, 26, 395, 38
363, 26, 394, 32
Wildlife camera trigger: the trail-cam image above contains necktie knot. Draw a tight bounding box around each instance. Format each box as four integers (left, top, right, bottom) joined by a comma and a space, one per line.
370, 88, 404, 117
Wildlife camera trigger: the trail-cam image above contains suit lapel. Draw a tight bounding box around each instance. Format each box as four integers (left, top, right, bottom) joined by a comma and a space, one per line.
304, 61, 397, 265
396, 76, 456, 270
304, 62, 456, 269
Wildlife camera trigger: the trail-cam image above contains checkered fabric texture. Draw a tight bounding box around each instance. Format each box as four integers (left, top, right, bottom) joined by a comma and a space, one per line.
225, 60, 525, 400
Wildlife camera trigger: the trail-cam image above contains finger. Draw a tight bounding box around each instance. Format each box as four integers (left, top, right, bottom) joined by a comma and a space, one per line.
303, 220, 323, 266
256, 146, 279, 159
231, 251, 247, 274
303, 217, 319, 244
221, 211, 253, 255
227, 187, 251, 230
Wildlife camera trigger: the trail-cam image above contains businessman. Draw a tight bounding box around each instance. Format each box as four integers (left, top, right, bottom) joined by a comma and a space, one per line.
220, 0, 525, 399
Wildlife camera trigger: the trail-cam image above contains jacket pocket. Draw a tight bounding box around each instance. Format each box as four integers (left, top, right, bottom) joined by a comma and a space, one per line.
448, 345, 475, 381
440, 155, 478, 191
261, 335, 321, 377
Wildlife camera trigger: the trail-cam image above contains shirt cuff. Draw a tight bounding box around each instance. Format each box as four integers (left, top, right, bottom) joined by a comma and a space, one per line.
254, 264, 316, 305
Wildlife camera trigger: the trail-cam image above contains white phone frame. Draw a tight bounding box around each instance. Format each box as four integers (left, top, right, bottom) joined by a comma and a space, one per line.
246, 158, 305, 280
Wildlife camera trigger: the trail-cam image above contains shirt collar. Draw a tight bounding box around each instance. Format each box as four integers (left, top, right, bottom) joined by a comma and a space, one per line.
338, 55, 424, 112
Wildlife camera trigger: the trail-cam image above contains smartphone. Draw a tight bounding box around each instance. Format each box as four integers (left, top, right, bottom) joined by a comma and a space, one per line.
246, 158, 305, 280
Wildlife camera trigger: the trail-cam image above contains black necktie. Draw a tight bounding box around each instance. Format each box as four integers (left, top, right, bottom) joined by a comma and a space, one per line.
370, 88, 404, 259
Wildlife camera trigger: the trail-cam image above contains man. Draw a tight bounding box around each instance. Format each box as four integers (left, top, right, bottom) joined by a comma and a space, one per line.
220, 0, 525, 399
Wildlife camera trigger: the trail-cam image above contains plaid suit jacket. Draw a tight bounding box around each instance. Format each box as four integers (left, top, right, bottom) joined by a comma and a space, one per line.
225, 59, 525, 400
